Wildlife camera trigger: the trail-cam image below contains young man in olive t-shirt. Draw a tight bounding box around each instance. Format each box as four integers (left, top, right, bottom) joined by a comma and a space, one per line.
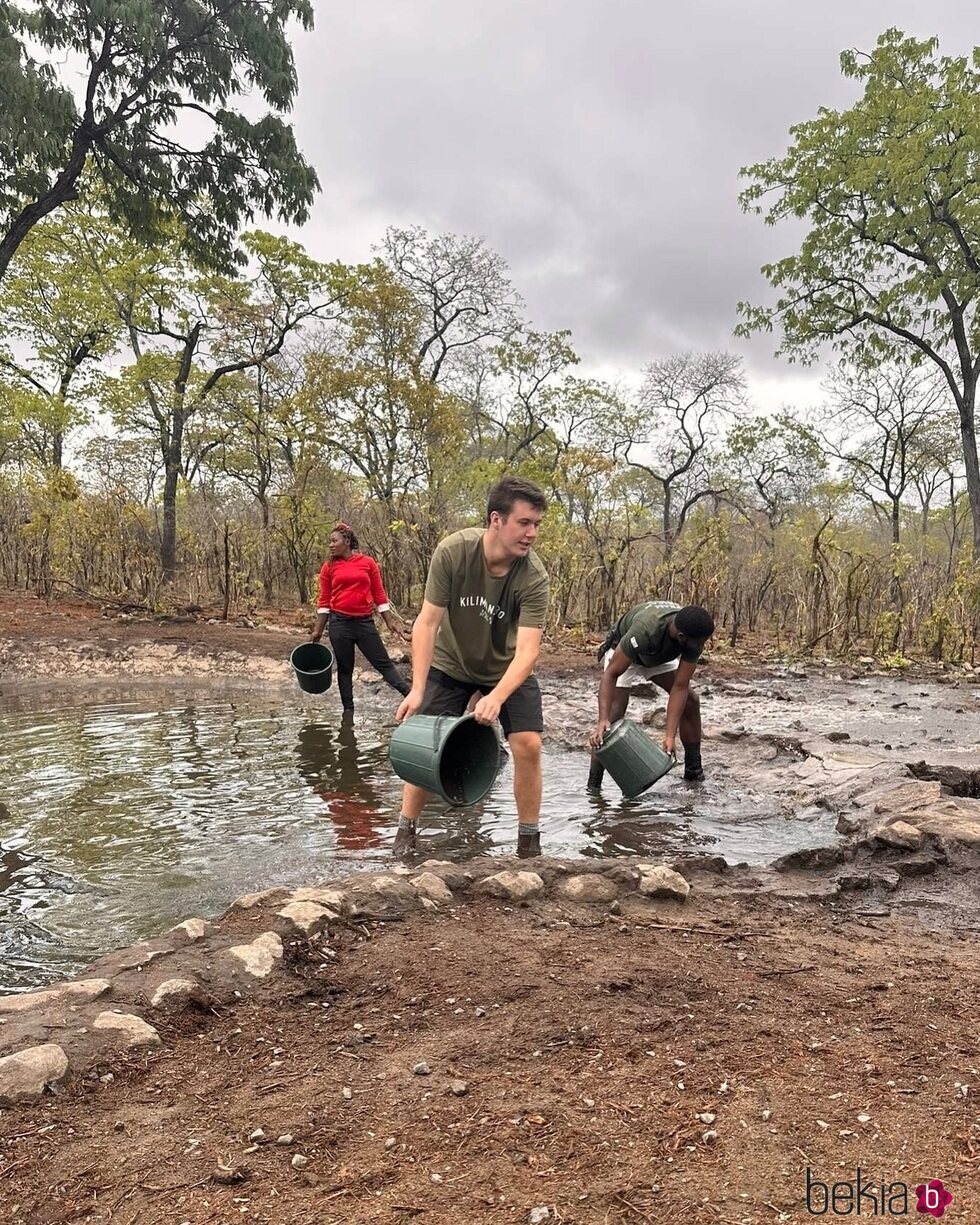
588, 600, 715, 787
395, 476, 549, 857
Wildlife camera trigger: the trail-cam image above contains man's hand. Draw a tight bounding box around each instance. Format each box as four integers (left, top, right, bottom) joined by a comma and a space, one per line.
309, 632, 321, 643
472, 693, 501, 725
588, 719, 611, 749
396, 690, 424, 723
662, 732, 677, 756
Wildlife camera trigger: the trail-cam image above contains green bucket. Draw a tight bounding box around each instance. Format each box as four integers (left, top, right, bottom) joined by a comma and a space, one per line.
389, 713, 500, 807
290, 641, 334, 695
595, 718, 676, 798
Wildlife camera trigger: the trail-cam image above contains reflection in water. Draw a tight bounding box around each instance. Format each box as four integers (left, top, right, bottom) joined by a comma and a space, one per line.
0, 682, 841, 992
295, 714, 385, 850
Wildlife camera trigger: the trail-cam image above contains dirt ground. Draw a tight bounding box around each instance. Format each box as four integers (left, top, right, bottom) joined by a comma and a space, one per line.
1, 589, 978, 1223
0, 589, 776, 680
1, 890, 978, 1225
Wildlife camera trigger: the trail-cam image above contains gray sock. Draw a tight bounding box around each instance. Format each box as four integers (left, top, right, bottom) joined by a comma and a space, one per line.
518, 823, 539, 838
398, 815, 416, 831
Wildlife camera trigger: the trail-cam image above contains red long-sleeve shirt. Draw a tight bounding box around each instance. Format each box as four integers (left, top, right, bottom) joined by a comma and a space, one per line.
317, 552, 391, 617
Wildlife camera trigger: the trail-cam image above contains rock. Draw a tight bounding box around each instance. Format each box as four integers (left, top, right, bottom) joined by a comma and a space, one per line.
92, 1012, 162, 1050
475, 870, 545, 901
277, 901, 335, 936
604, 864, 641, 889
275, 1134, 294, 1146
289, 887, 349, 914
228, 932, 284, 979
891, 854, 938, 878
249, 1128, 266, 1142
347, 875, 418, 915
212, 1164, 249, 1185
384, 1136, 397, 1151
418, 860, 474, 892
529, 1209, 551, 1224
873, 821, 924, 851
410, 872, 454, 904
772, 845, 850, 872
0, 1044, 70, 1103
448, 1079, 468, 1096
836, 871, 874, 892
872, 869, 902, 892
557, 875, 619, 904
169, 918, 207, 941
291, 1154, 309, 1169
227, 887, 290, 912
150, 978, 210, 1010
0, 978, 111, 1015
412, 1061, 431, 1076
637, 865, 690, 901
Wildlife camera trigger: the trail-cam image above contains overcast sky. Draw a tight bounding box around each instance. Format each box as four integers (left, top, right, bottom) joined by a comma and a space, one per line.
279, 2, 979, 408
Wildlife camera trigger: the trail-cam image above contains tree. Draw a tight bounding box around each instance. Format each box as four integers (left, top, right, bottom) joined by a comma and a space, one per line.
738, 28, 980, 555
623, 352, 745, 556
821, 362, 952, 546
383, 226, 520, 385
302, 261, 467, 573
0, 0, 319, 284
0, 209, 121, 468
95, 226, 347, 580
726, 412, 825, 529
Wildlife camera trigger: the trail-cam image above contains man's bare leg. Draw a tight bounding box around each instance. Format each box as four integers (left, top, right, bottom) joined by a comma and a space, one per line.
394, 782, 428, 853
653, 671, 704, 779
509, 731, 542, 857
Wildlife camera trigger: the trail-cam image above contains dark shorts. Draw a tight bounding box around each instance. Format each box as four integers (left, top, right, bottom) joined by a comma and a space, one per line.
419, 668, 543, 737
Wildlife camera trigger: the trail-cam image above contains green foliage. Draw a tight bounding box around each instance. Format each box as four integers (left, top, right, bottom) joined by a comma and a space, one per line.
0, 0, 319, 279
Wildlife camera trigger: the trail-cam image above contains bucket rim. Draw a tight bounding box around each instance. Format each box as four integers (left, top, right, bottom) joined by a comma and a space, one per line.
290, 643, 334, 676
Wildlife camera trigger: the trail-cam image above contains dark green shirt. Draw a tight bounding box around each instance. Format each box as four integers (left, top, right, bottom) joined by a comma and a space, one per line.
425, 527, 550, 686
614, 600, 703, 668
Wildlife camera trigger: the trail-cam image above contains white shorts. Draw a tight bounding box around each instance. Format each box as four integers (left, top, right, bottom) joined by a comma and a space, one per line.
603, 648, 679, 689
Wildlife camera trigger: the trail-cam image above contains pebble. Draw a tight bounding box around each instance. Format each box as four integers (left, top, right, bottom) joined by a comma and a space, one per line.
449, 1080, 468, 1096
342, 1087, 352, 1100
703, 1130, 718, 1144
384, 1137, 397, 1151
696, 1112, 716, 1125
413, 1061, 431, 1076
275, 1134, 293, 1146
529, 1209, 551, 1224
291, 1154, 308, 1169
248, 1128, 265, 1142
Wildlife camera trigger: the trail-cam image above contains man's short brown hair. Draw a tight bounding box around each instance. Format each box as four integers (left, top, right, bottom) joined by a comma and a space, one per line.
486, 476, 547, 523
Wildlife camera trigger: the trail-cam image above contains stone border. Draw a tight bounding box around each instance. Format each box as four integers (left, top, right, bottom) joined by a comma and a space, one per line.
0, 854, 703, 1106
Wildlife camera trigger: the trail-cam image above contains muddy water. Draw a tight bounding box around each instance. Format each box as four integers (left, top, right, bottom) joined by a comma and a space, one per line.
0, 672, 856, 992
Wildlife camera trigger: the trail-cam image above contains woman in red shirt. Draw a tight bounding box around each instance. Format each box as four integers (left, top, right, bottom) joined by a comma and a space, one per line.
310, 523, 410, 711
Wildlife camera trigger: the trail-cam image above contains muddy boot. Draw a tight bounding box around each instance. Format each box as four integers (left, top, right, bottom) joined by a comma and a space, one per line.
586, 755, 605, 793
393, 818, 417, 855
516, 826, 541, 859
682, 745, 705, 783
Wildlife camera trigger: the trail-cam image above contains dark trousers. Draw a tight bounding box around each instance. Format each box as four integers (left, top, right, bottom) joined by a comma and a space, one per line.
328, 613, 410, 710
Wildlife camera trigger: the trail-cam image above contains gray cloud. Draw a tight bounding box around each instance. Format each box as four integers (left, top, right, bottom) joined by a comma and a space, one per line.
284, 1, 980, 392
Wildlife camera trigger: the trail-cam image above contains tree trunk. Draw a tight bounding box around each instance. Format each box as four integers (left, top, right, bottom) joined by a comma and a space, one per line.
160, 460, 180, 582
958, 379, 980, 558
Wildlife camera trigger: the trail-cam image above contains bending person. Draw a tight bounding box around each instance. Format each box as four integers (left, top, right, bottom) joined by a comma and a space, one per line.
310, 523, 410, 712
588, 601, 714, 787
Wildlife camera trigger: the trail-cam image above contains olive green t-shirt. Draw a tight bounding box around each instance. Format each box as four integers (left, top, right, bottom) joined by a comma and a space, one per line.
614, 600, 703, 668
425, 527, 550, 686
